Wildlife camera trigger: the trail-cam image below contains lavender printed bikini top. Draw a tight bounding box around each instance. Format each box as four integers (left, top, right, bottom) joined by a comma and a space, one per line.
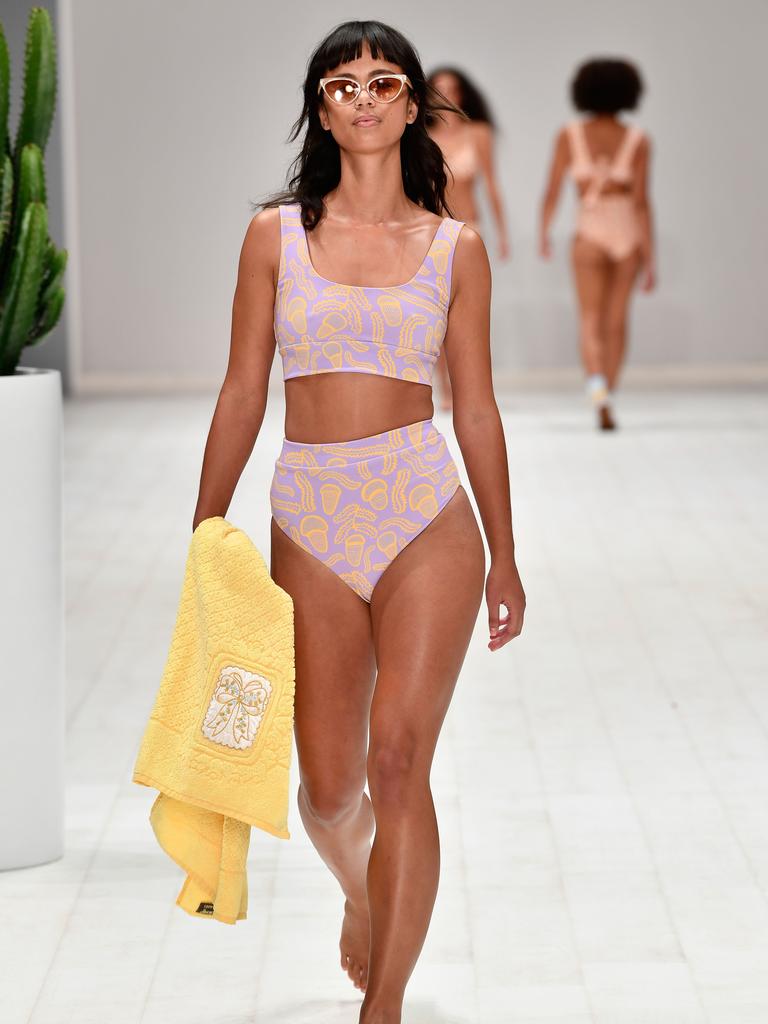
273, 202, 465, 385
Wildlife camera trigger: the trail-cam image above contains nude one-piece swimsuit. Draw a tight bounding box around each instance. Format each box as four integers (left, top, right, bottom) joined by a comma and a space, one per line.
566, 119, 645, 261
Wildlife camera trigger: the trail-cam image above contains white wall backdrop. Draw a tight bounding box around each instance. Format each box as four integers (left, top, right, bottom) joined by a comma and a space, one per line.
64, 0, 768, 392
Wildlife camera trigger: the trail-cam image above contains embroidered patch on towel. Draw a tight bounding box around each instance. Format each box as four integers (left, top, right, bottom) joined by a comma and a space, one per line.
201, 665, 273, 750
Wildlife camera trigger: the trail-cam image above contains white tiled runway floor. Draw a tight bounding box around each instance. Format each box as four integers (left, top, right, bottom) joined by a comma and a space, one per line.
3, 385, 767, 1024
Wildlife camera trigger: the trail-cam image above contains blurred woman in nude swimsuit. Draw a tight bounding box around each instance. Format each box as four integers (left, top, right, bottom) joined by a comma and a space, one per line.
427, 67, 511, 411
539, 58, 657, 430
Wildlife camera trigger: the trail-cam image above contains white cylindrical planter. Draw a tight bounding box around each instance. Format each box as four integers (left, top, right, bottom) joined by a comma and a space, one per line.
0, 367, 64, 869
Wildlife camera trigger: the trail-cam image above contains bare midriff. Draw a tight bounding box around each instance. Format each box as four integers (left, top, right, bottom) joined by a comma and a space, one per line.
283, 373, 435, 444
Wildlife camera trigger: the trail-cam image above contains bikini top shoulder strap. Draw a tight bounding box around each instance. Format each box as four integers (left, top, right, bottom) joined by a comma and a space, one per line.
566, 120, 592, 172
278, 201, 302, 238
438, 217, 466, 303
580, 124, 644, 206
277, 202, 306, 284
611, 125, 644, 177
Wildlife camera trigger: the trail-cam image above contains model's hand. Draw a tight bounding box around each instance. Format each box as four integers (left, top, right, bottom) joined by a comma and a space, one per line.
498, 235, 512, 261
539, 234, 553, 260
641, 263, 657, 292
486, 557, 525, 651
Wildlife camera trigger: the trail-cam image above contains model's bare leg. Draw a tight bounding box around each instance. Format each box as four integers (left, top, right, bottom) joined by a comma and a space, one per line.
571, 233, 611, 378
603, 248, 642, 390
270, 517, 378, 991
360, 485, 485, 1023
571, 234, 620, 427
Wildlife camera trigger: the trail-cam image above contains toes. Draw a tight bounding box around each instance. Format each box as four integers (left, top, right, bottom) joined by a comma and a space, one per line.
340, 949, 368, 991
346, 957, 360, 988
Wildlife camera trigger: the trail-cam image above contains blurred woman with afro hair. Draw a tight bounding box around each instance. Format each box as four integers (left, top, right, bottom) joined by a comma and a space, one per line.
539, 58, 657, 430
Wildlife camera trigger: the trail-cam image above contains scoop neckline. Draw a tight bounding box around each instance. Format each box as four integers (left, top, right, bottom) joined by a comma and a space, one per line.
294, 205, 448, 290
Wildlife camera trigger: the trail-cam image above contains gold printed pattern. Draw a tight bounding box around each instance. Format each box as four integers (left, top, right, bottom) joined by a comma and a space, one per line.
201, 666, 273, 750
273, 203, 465, 386
270, 418, 461, 603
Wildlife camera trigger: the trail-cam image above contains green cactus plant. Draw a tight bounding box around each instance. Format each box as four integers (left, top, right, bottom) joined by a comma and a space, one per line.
0, 6, 67, 376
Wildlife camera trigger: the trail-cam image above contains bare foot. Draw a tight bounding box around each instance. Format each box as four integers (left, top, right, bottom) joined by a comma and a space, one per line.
598, 405, 617, 431
340, 897, 370, 991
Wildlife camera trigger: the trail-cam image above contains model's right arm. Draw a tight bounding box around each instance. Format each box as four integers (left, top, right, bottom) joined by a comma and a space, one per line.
538, 127, 569, 259
192, 208, 280, 532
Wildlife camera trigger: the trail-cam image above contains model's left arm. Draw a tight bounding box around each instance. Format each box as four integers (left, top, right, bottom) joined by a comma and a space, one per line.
633, 135, 657, 292
474, 122, 511, 260
538, 127, 569, 260
443, 226, 525, 651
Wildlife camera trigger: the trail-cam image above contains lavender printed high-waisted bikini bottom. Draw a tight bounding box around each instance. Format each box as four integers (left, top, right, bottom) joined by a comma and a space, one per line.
269, 418, 461, 602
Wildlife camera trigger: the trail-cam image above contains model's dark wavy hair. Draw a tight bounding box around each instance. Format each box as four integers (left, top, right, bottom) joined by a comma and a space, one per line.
254, 20, 467, 228
425, 66, 496, 129
571, 58, 644, 114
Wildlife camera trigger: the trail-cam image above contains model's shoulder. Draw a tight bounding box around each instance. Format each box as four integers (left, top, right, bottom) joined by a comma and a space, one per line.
237, 206, 283, 280
450, 223, 489, 287
244, 205, 287, 251
453, 222, 486, 259
469, 119, 493, 142
445, 224, 488, 307
547, 123, 570, 156
246, 205, 282, 239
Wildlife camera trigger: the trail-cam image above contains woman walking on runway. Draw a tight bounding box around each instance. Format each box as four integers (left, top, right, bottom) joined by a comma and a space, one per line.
426, 65, 510, 252
426, 65, 511, 411
539, 58, 657, 430
193, 20, 525, 1024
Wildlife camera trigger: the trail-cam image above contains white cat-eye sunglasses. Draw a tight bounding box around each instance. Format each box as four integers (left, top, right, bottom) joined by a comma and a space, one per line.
318, 73, 413, 106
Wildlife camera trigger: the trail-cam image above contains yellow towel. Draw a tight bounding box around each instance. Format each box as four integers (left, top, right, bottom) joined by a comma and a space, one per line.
132, 516, 295, 924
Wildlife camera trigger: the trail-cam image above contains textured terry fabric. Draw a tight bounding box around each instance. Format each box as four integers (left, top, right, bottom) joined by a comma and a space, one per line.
273, 202, 465, 384
270, 418, 461, 602
132, 517, 295, 924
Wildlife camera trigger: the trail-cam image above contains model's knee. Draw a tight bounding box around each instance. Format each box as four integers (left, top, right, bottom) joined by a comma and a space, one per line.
298, 778, 364, 827
367, 730, 425, 806
580, 311, 601, 337
604, 316, 626, 339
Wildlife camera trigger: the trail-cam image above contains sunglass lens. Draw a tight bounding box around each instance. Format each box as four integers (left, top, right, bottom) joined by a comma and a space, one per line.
323, 79, 358, 104
369, 76, 403, 102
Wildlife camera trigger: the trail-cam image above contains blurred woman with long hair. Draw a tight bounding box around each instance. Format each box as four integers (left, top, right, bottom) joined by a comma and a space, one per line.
426, 66, 511, 410
539, 58, 656, 429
